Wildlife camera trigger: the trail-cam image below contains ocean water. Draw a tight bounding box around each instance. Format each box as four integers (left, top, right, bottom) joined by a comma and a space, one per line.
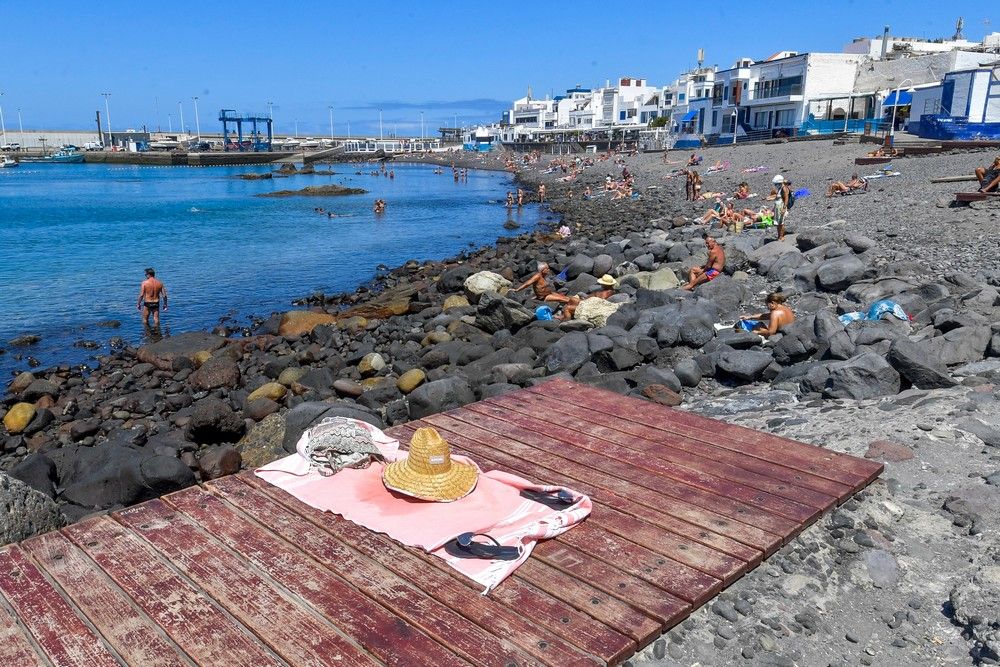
0, 162, 543, 379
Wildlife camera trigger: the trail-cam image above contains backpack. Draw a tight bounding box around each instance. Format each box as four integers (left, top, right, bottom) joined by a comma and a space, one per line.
785, 185, 796, 209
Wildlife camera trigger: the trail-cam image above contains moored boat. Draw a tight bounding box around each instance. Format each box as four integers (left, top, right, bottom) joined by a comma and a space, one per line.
0, 155, 18, 168
21, 148, 86, 164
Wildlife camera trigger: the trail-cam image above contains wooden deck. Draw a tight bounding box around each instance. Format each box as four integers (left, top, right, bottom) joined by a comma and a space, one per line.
0, 379, 883, 666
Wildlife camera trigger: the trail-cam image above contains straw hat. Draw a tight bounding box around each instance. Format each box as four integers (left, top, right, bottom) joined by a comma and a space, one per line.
597, 274, 618, 287
382, 427, 478, 502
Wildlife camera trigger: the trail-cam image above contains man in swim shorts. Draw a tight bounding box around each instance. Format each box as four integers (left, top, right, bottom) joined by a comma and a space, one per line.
137, 267, 168, 327
683, 235, 726, 291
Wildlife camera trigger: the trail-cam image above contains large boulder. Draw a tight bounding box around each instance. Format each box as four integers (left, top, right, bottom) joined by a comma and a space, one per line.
22, 379, 59, 402
475, 291, 535, 333
565, 255, 595, 279
816, 254, 866, 292
239, 413, 287, 469
437, 265, 475, 293
463, 271, 511, 301
716, 349, 775, 382
624, 267, 681, 291
544, 332, 613, 374
915, 326, 992, 366
189, 355, 241, 391
0, 473, 64, 546
185, 398, 245, 444
887, 339, 957, 389
61, 444, 195, 510
407, 377, 476, 419
136, 331, 226, 371
690, 275, 747, 317
822, 353, 901, 399
8, 453, 58, 498
574, 298, 622, 328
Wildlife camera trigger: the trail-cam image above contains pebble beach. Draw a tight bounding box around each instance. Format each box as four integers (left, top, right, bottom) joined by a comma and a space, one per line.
4, 136, 1000, 665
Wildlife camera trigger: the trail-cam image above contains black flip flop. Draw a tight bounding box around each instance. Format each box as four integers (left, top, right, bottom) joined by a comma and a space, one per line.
443, 532, 522, 561
520, 488, 575, 510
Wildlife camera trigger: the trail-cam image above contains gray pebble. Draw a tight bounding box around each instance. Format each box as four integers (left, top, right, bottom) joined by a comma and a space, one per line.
759, 634, 778, 652
846, 631, 861, 643
652, 638, 666, 659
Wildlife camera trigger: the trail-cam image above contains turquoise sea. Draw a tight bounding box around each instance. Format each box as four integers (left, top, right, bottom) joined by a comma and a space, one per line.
0, 161, 543, 379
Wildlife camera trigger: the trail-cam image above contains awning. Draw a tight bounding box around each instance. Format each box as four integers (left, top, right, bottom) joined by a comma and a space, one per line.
882, 91, 912, 106
680, 110, 698, 122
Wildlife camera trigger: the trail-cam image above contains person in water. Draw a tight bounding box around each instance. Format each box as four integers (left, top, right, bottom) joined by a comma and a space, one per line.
137, 267, 168, 327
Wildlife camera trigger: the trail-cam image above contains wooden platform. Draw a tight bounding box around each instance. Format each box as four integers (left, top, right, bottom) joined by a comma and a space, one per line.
0, 379, 883, 666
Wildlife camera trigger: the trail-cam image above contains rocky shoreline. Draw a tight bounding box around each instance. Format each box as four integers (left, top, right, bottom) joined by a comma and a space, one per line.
4, 138, 1000, 665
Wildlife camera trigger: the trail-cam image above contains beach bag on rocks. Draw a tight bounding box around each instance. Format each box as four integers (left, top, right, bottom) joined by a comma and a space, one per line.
573, 297, 621, 328
464, 271, 512, 298
535, 305, 554, 321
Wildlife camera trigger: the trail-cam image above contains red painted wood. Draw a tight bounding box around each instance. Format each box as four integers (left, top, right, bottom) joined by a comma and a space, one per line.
63, 516, 283, 666
113, 497, 381, 667
163, 485, 545, 667
232, 474, 623, 666
396, 420, 775, 559
0, 588, 47, 667
125, 491, 464, 667
422, 410, 800, 540
22, 531, 190, 667
460, 401, 820, 524
541, 379, 882, 488
0, 545, 121, 667
507, 387, 851, 503
400, 420, 753, 582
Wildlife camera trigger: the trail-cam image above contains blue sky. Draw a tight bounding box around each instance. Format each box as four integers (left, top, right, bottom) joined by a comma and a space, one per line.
1, 1, 991, 136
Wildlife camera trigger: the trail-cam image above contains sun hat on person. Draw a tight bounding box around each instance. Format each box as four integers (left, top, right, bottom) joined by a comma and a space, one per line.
382, 427, 478, 502
772, 174, 785, 184
597, 274, 618, 287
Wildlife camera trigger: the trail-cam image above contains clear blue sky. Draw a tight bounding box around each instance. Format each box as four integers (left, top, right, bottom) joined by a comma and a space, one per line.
1, 0, 991, 136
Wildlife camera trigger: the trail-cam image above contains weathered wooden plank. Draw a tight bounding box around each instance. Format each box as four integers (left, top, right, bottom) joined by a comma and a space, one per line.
63, 516, 284, 666
164, 485, 544, 667
22, 531, 192, 667
396, 420, 774, 560
460, 401, 820, 524
0, 590, 47, 667
509, 387, 851, 503
398, 420, 751, 582
113, 497, 381, 667
540, 379, 882, 488
423, 411, 800, 540
233, 474, 626, 665
0, 545, 121, 667
131, 490, 465, 667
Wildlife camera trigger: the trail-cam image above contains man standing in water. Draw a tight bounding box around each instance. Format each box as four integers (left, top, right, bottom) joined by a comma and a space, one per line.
137, 267, 168, 327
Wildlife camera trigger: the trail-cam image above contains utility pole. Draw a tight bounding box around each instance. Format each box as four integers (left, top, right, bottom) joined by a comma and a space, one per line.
420, 111, 424, 139
17, 107, 24, 147
100, 92, 112, 147
154, 96, 160, 132
379, 109, 383, 139
192, 96, 201, 140
328, 106, 334, 139
0, 93, 6, 146
178, 101, 185, 135
167, 114, 172, 132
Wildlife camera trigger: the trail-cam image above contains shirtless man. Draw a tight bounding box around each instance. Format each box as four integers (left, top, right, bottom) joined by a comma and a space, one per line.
682, 235, 725, 290
512, 262, 572, 305
137, 267, 168, 327
538, 183, 546, 203
975, 156, 1000, 193
735, 292, 794, 337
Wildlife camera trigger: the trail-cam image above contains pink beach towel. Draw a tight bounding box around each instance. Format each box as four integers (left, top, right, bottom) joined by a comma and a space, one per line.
256, 420, 591, 592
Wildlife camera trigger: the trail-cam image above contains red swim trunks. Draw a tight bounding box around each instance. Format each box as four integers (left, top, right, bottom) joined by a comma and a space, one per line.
705, 269, 720, 281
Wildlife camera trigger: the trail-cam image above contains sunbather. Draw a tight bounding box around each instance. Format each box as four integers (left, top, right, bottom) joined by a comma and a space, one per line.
700, 197, 725, 224
734, 182, 751, 199
975, 156, 1000, 193
734, 292, 795, 337
682, 235, 725, 291
687, 153, 703, 167
685, 170, 702, 200
826, 173, 868, 197
512, 262, 574, 306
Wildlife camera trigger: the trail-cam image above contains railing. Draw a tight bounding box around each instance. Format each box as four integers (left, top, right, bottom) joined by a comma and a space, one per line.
914, 114, 1000, 141
799, 118, 883, 135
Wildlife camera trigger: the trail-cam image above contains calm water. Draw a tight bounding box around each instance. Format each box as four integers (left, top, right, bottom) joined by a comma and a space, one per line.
0, 162, 543, 378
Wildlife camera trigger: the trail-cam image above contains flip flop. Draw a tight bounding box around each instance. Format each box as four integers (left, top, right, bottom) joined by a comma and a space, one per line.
443, 533, 522, 561
519, 488, 575, 509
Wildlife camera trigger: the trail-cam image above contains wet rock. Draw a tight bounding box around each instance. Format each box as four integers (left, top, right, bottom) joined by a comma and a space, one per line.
0, 473, 64, 545
8, 453, 58, 498
247, 382, 287, 403
22, 379, 59, 402
8, 372, 36, 394
245, 398, 281, 421
137, 331, 226, 370
397, 369, 427, 394
9, 334, 41, 347
333, 378, 365, 397
185, 398, 245, 444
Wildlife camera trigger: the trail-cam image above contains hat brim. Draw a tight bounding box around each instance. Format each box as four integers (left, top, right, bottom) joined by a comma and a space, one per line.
382, 459, 479, 502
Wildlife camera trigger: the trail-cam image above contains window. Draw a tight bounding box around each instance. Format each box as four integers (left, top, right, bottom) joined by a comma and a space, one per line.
753, 75, 803, 99
619, 111, 626, 120
775, 109, 796, 126
678, 93, 686, 102
724, 86, 729, 102
712, 110, 718, 127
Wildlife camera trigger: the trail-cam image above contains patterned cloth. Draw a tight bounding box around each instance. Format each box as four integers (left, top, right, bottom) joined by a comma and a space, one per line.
256, 421, 591, 592
839, 299, 911, 325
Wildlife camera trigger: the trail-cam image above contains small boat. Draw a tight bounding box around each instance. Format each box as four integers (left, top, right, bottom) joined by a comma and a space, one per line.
22, 148, 85, 164
0, 155, 18, 168
299, 138, 321, 149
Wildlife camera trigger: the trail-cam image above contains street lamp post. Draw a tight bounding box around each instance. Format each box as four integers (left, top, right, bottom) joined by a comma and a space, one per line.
379, 109, 383, 139
167, 114, 172, 132
328, 106, 334, 139
420, 111, 424, 140
100, 92, 112, 148
192, 96, 201, 141
178, 101, 185, 136
888, 78, 914, 144
17, 107, 24, 148
0, 97, 6, 147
